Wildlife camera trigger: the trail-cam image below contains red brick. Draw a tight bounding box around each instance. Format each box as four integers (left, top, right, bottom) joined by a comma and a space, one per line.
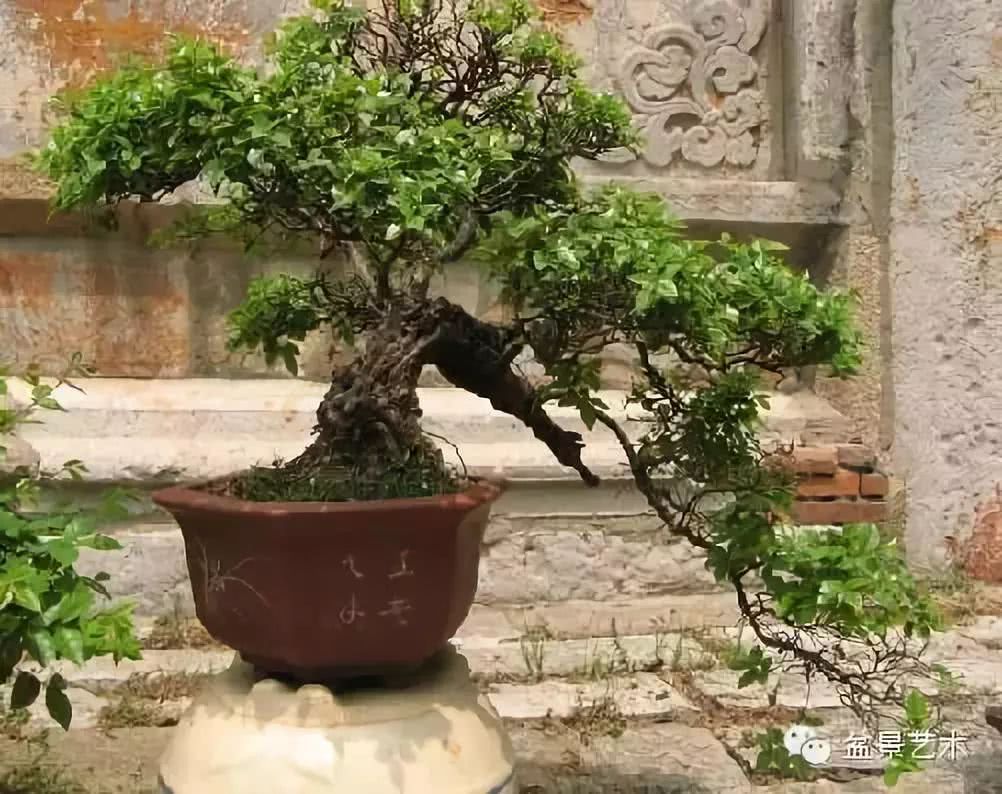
793, 500, 888, 525
790, 446, 839, 475
860, 473, 890, 498
837, 444, 876, 471
797, 470, 861, 499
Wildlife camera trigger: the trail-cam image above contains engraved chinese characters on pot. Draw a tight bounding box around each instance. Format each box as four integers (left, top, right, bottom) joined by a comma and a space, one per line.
592, 0, 770, 172
338, 550, 417, 627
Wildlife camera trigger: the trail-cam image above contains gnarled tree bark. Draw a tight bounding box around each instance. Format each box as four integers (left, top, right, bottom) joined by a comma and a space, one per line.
295, 297, 599, 487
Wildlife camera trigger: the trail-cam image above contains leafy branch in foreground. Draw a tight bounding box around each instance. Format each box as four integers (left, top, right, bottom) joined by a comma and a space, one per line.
1, 362, 141, 730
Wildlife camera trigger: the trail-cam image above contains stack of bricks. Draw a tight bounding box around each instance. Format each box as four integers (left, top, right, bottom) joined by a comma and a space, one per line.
789, 444, 890, 525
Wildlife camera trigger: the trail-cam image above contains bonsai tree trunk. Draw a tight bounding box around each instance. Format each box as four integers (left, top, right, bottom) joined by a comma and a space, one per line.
294, 300, 443, 481
296, 297, 599, 487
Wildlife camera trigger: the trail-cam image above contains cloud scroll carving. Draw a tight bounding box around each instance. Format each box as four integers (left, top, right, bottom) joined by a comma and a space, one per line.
600, 0, 770, 170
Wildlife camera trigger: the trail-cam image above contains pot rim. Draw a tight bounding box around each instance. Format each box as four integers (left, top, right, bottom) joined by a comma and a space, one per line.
152, 475, 505, 517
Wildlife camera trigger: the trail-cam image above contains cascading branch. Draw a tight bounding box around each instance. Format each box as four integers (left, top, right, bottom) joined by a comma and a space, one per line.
38, 0, 942, 772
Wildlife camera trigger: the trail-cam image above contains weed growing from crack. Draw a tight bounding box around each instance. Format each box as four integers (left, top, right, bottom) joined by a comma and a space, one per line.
98, 672, 207, 730
0, 733, 87, 794
519, 621, 553, 682
554, 696, 627, 746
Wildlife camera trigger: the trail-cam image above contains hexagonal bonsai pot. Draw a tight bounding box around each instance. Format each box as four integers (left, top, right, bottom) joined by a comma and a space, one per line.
152, 480, 502, 681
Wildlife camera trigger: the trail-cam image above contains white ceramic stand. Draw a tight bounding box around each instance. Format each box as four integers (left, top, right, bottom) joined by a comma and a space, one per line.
158, 646, 516, 794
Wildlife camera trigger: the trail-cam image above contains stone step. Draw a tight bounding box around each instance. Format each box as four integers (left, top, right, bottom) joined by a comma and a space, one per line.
9, 645, 696, 731
460, 594, 742, 639
6, 617, 1002, 791
24, 632, 707, 699
10, 378, 849, 487
18, 616, 1002, 726
26, 473, 657, 522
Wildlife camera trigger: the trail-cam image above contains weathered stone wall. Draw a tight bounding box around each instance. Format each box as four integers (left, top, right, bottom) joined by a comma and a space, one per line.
0, 0, 844, 388
803, 0, 895, 456
889, 1, 1002, 567
0, 0, 310, 157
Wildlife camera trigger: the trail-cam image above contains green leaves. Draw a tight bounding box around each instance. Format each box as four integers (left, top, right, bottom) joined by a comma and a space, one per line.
483, 187, 861, 377
903, 689, 930, 727
883, 690, 933, 786
39, 0, 633, 270
44, 583, 95, 626
1, 369, 139, 732
10, 671, 41, 709
26, 628, 56, 667
754, 728, 812, 781
0, 637, 21, 681
760, 525, 942, 640
728, 646, 773, 689
226, 275, 324, 374
84, 602, 143, 663
53, 627, 85, 665
538, 359, 607, 430
45, 674, 73, 731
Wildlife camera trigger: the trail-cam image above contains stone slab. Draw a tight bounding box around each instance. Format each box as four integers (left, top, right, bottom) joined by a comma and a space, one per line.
577, 177, 843, 227
22, 650, 234, 696
478, 527, 721, 604
458, 595, 742, 642
485, 674, 693, 721
513, 722, 752, 793
923, 629, 1002, 697
689, 667, 845, 711
34, 637, 700, 703
760, 769, 965, 794
463, 594, 743, 640
0, 436, 39, 479
10, 379, 850, 484
455, 634, 704, 682
77, 527, 194, 619
955, 616, 1002, 649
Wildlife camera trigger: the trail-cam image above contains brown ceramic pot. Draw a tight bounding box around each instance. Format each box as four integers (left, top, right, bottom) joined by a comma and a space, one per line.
152, 479, 502, 681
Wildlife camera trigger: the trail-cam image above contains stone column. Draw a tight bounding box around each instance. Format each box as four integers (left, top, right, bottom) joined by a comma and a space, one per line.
891, 1, 1002, 567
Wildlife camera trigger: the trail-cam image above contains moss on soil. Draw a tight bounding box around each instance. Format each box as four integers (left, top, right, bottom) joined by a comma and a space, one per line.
218, 458, 463, 503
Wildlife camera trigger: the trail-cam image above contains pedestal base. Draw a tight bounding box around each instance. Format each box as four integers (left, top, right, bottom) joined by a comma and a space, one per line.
158, 647, 516, 794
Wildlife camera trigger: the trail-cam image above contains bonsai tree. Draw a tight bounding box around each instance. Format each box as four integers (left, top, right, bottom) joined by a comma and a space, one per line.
38, 0, 941, 761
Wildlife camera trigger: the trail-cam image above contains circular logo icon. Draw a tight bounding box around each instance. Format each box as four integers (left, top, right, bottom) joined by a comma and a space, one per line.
783, 724, 817, 756
783, 724, 832, 767
800, 737, 833, 766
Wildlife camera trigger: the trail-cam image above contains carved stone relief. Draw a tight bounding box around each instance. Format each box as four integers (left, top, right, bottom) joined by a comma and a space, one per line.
583, 0, 773, 175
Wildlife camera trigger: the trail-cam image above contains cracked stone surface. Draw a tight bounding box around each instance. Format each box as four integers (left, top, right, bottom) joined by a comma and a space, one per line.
2, 612, 1001, 793
689, 667, 845, 710
486, 674, 695, 720
513, 723, 750, 793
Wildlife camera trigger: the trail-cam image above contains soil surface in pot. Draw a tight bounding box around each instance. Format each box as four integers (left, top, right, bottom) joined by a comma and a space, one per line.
211, 458, 463, 505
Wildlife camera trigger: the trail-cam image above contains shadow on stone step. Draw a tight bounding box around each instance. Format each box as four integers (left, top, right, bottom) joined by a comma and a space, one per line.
518, 764, 711, 794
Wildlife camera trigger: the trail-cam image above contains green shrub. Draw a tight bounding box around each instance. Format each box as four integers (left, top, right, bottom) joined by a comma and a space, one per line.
1, 360, 140, 729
